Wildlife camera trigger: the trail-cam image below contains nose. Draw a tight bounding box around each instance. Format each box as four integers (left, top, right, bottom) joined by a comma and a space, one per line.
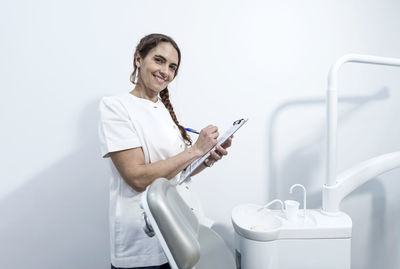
159, 64, 168, 78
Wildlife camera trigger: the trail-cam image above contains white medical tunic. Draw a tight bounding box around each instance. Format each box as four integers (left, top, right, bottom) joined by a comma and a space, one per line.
98, 93, 200, 268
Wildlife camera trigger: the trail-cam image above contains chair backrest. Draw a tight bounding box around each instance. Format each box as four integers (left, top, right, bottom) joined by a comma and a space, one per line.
142, 178, 235, 269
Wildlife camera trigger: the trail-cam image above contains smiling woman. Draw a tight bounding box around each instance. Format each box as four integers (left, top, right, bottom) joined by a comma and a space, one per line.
129, 36, 191, 146
98, 34, 233, 269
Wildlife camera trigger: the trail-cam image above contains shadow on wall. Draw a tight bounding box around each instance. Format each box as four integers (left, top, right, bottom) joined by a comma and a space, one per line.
268, 87, 390, 207
0, 100, 110, 269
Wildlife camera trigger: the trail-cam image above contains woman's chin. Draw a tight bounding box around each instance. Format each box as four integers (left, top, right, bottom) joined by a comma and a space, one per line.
152, 85, 166, 93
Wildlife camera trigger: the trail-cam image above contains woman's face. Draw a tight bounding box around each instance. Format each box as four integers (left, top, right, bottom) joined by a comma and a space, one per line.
136, 42, 179, 94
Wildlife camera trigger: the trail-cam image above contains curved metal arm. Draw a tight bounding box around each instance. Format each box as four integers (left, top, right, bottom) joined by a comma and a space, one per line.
327, 54, 400, 187
323, 152, 400, 212
324, 53, 400, 213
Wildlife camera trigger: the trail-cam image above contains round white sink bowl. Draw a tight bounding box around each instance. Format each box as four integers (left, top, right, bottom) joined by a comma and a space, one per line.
232, 203, 283, 241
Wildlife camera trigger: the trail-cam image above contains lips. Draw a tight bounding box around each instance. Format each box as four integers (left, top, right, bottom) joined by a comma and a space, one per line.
153, 74, 166, 84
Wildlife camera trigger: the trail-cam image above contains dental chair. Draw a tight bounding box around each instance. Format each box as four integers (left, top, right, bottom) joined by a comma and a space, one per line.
141, 178, 236, 269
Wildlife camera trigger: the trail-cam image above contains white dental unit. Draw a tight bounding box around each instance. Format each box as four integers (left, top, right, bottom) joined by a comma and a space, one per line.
233, 54, 400, 269
232, 185, 352, 269
142, 54, 400, 269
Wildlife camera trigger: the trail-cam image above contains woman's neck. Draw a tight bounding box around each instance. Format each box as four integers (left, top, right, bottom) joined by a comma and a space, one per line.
130, 84, 158, 103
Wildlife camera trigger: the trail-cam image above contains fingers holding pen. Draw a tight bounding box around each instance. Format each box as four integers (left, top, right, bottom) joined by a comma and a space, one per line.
193, 125, 219, 155
191, 121, 242, 170
202, 125, 219, 141
203, 125, 219, 139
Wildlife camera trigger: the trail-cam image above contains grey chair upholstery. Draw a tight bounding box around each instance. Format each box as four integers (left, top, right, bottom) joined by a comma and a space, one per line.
143, 178, 235, 269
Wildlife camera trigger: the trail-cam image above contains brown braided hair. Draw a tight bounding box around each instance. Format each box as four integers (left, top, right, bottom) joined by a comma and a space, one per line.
130, 33, 192, 145
159, 88, 192, 145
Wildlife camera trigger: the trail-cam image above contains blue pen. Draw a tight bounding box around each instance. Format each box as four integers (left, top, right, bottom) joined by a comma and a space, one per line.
184, 127, 200, 134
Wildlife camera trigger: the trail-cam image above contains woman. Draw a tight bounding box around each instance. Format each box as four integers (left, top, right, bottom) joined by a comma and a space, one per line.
98, 33, 233, 269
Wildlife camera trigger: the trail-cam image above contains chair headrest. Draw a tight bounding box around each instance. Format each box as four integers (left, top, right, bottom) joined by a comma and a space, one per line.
146, 178, 200, 269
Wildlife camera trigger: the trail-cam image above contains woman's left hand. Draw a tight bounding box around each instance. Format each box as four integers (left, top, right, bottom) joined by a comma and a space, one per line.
204, 136, 233, 167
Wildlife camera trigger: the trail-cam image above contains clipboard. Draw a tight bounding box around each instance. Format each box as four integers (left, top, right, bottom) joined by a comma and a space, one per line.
178, 118, 248, 185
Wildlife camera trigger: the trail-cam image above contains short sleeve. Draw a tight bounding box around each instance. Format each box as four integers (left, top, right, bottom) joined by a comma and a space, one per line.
98, 96, 141, 158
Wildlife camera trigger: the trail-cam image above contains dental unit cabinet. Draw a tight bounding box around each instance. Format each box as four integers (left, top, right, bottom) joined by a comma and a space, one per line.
232, 184, 352, 269
233, 54, 400, 269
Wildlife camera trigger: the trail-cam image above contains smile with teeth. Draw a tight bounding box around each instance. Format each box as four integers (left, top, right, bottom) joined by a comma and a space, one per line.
153, 74, 166, 83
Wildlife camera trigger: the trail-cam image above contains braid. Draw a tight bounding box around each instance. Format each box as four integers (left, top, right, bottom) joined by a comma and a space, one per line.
160, 88, 192, 146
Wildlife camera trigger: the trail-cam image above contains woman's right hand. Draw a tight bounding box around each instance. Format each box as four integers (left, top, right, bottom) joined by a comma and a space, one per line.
192, 125, 219, 156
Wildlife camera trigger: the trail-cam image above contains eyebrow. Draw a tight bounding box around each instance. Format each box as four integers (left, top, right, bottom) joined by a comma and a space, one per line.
154, 54, 178, 67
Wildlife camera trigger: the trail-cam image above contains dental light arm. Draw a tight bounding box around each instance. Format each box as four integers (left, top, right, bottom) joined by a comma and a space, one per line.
324, 54, 400, 213
323, 152, 400, 213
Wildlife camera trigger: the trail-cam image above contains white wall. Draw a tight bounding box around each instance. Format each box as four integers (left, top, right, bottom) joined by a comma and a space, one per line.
1, 0, 400, 268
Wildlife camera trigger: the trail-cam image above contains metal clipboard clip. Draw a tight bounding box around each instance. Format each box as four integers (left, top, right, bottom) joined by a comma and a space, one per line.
233, 119, 246, 125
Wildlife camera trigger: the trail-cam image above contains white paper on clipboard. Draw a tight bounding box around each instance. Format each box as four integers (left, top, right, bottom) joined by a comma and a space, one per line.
178, 118, 248, 185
